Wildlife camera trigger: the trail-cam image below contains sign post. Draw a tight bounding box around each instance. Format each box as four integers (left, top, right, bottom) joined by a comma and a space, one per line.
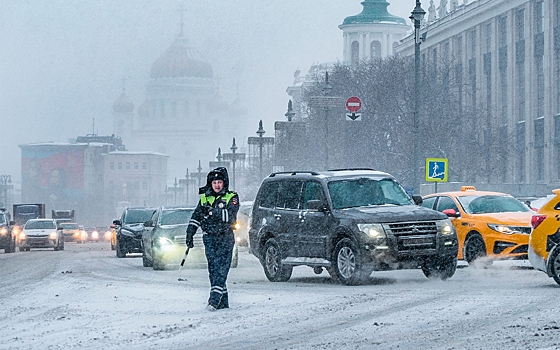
425, 158, 448, 193
345, 97, 362, 121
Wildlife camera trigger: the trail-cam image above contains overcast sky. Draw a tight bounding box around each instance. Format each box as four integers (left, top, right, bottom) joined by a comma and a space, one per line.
0, 0, 414, 183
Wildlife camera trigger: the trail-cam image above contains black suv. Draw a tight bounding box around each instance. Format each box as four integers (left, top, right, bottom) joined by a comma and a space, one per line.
113, 207, 156, 258
249, 169, 459, 285
0, 208, 16, 253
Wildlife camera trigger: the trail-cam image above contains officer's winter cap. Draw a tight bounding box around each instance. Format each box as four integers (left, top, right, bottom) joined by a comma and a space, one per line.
199, 167, 229, 194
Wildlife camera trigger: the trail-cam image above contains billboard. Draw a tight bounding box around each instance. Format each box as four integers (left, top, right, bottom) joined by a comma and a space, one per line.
20, 144, 85, 209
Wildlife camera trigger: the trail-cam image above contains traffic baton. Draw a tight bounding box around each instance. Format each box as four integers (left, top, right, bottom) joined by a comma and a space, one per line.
178, 247, 190, 281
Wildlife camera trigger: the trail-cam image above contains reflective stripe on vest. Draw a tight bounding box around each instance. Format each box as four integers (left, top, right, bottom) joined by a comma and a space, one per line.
201, 192, 236, 206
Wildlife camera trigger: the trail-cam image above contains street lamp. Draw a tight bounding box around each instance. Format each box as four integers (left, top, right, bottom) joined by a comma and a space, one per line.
0, 175, 11, 208
191, 160, 206, 189
223, 138, 246, 191
410, 0, 425, 195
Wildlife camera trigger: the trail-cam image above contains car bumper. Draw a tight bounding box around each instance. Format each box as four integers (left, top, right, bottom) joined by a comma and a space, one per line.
118, 234, 143, 253
19, 237, 57, 249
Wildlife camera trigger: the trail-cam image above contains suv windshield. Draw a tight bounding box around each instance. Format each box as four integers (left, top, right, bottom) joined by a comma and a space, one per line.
60, 223, 79, 230
328, 178, 413, 209
123, 209, 154, 224
160, 209, 194, 225
25, 220, 56, 230
458, 195, 531, 214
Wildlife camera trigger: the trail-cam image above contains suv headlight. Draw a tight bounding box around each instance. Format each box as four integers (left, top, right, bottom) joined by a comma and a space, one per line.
441, 219, 454, 235
157, 237, 173, 246
358, 223, 386, 238
120, 229, 134, 236
487, 224, 523, 235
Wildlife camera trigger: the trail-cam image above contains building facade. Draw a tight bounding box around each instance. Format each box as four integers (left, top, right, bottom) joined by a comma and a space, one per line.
396, 0, 560, 194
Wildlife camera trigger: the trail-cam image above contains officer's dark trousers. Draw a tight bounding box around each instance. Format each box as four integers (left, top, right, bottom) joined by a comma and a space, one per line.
203, 232, 234, 309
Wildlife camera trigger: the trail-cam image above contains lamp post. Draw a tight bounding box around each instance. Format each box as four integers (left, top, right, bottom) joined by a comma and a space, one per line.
191, 160, 206, 189
248, 120, 274, 181
0, 175, 11, 208
410, 0, 425, 195
209, 148, 230, 172
257, 121, 265, 180
223, 138, 246, 191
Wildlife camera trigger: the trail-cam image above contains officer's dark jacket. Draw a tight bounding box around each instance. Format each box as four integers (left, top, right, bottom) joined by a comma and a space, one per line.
186, 167, 239, 237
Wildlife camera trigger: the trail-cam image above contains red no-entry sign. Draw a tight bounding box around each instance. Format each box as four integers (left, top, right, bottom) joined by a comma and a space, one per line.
346, 97, 361, 112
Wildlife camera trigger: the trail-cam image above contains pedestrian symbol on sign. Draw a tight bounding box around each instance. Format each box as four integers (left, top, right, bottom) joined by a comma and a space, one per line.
426, 158, 448, 182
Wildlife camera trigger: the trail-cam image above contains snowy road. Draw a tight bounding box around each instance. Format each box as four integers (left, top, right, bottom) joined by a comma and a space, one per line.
0, 242, 559, 350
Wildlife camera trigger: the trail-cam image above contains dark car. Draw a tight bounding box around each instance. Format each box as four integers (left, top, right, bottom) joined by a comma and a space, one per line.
0, 208, 16, 253
113, 207, 156, 258
249, 169, 459, 285
83, 226, 100, 242
142, 206, 238, 270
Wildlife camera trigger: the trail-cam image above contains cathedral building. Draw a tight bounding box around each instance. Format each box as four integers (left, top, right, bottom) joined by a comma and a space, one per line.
112, 25, 247, 180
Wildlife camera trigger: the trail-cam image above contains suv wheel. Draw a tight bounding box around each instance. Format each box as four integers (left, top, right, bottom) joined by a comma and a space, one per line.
464, 234, 492, 267
116, 238, 126, 258
422, 256, 457, 280
548, 247, 560, 286
262, 238, 292, 282
333, 238, 370, 285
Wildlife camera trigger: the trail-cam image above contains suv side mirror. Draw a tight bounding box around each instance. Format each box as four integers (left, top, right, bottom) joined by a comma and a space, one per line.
113, 220, 121, 226
442, 209, 460, 218
144, 220, 153, 227
412, 195, 423, 206
307, 200, 328, 212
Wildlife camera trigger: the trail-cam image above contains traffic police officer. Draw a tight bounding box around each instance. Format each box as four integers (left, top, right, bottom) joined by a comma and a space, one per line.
186, 167, 239, 311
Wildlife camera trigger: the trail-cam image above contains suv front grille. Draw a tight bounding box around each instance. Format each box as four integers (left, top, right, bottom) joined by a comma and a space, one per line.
385, 221, 438, 253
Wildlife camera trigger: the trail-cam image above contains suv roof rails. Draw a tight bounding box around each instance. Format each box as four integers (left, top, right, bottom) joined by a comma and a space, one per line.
269, 171, 320, 177
327, 168, 376, 172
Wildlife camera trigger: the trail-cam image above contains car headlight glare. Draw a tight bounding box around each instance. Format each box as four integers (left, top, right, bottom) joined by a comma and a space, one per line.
0, 228, 7, 235
234, 222, 241, 230
49, 231, 57, 239
487, 224, 522, 235
158, 237, 173, 246
92, 231, 99, 239
358, 223, 386, 238
442, 224, 453, 235
19, 232, 26, 240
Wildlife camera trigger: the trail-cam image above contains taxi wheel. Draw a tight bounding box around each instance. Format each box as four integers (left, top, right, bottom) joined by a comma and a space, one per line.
549, 248, 560, 286
464, 234, 489, 267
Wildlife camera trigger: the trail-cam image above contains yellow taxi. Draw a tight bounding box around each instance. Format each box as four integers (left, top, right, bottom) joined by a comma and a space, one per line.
528, 189, 560, 285
60, 222, 86, 243
110, 223, 117, 250
423, 186, 533, 265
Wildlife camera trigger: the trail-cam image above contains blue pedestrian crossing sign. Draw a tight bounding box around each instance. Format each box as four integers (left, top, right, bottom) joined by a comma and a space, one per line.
426, 158, 448, 182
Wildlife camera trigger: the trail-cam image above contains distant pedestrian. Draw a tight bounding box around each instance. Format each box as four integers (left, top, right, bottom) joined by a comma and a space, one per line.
186, 167, 239, 311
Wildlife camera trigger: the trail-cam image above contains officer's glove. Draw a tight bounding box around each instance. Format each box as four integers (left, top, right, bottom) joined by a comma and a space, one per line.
185, 234, 194, 249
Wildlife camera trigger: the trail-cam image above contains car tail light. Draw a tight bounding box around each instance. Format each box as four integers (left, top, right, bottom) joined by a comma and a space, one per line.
531, 215, 547, 229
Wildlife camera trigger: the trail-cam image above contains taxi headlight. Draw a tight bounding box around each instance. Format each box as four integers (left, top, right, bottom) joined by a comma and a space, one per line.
357, 223, 386, 238
19, 232, 27, 240
13, 226, 20, 235
488, 224, 522, 235
234, 222, 241, 230
236, 235, 241, 243
49, 231, 57, 239
0, 227, 7, 235
92, 231, 99, 239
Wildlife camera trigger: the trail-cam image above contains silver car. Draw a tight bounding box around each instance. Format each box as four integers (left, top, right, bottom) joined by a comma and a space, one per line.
18, 219, 64, 251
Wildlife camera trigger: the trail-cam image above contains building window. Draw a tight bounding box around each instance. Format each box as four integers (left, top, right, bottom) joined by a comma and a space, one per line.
516, 8, 525, 41
126, 162, 130, 170
469, 58, 477, 108
110, 162, 114, 170
118, 162, 122, 170
517, 121, 526, 182
535, 1, 544, 33
370, 40, 381, 59
555, 116, 560, 179
536, 55, 545, 118
184, 101, 189, 119
557, 52, 560, 114
142, 162, 147, 170
518, 63, 525, 121
443, 41, 450, 62
135, 181, 140, 190
499, 16, 507, 47
485, 22, 492, 53
351, 41, 360, 66
455, 35, 463, 60
134, 162, 139, 170
500, 69, 508, 125
534, 118, 545, 181
143, 181, 148, 191
469, 29, 476, 58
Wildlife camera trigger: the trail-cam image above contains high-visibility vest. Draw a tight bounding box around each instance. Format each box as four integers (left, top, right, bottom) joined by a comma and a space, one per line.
201, 192, 236, 206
